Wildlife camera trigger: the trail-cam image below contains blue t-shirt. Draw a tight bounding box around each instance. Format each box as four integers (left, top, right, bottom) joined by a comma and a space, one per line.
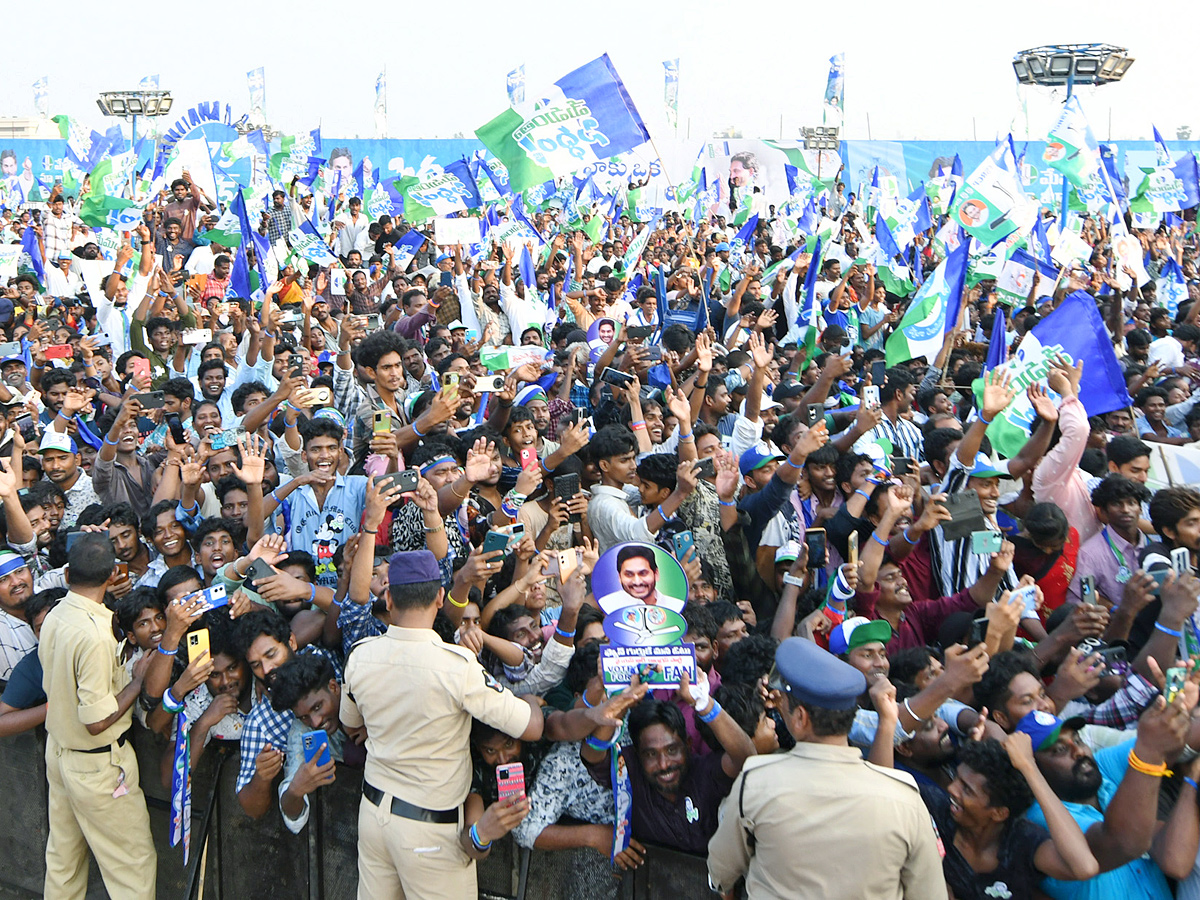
1024, 739, 1172, 900
1, 650, 45, 708
278, 474, 368, 589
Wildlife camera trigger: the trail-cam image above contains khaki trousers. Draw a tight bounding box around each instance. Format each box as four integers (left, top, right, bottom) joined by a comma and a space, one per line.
44, 734, 156, 900
357, 792, 475, 900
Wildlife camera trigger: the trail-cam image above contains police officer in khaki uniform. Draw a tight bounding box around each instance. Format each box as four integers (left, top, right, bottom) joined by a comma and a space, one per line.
340, 549, 544, 900
707, 638, 946, 900
39, 532, 156, 900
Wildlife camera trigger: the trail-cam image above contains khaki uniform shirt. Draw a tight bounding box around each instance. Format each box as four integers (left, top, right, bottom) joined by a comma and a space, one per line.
340, 625, 532, 811
707, 742, 947, 900
39, 591, 131, 750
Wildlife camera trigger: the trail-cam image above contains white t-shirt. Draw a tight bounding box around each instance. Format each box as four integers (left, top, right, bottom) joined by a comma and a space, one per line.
1148, 336, 1185, 370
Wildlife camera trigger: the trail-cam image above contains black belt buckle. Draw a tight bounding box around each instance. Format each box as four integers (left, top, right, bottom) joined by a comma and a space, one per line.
76, 732, 129, 754
363, 782, 458, 824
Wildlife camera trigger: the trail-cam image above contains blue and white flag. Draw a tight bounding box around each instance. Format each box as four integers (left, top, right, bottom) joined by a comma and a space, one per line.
32, 77, 48, 118
1158, 257, 1189, 318
506, 65, 526, 107
289, 220, 339, 266
824, 53, 845, 113
374, 72, 387, 138
728, 214, 759, 262
477, 54, 651, 193
139, 74, 160, 90
875, 213, 903, 261
1154, 126, 1173, 167
1026, 215, 1053, 266
886, 237, 969, 366
979, 290, 1131, 459
663, 59, 680, 128
247, 67, 266, 118
391, 229, 427, 271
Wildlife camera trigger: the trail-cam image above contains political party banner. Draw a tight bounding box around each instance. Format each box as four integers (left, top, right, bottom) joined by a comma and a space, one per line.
600, 643, 696, 690
593, 541, 688, 615
886, 238, 968, 366
977, 290, 1131, 459
476, 54, 650, 193
393, 160, 482, 223
699, 139, 839, 224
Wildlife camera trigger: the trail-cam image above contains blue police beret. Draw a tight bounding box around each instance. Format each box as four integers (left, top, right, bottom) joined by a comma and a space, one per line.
387, 549, 441, 587
775, 637, 866, 711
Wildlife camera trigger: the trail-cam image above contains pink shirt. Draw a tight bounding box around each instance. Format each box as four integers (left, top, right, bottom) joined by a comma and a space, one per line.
1031, 396, 1101, 544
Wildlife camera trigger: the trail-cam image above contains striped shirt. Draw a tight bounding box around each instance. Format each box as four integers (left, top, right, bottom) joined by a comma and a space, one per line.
852, 413, 925, 463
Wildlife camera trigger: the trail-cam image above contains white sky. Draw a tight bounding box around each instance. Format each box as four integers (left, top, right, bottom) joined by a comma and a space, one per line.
3, 0, 1196, 145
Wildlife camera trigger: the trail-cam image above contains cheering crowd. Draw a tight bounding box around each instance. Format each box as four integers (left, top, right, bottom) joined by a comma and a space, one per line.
4, 165, 1200, 900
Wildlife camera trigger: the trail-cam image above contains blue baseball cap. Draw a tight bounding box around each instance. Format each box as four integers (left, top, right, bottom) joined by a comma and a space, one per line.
738, 443, 784, 476
317, 351, 335, 366
1014, 710, 1087, 751
713, 242, 731, 252
968, 452, 1006, 479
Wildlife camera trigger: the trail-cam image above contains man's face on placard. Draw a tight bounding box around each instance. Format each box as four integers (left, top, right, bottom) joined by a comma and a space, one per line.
618, 554, 658, 602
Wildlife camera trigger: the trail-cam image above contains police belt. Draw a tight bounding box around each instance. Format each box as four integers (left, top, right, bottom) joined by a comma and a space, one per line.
74, 731, 129, 754
362, 782, 459, 824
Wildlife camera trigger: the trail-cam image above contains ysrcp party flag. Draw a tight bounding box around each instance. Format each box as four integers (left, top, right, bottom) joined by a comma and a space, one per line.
1158, 257, 1188, 318
32, 77, 48, 118
1130, 159, 1199, 214
394, 160, 482, 223
824, 53, 845, 111
1042, 95, 1099, 189
976, 290, 1131, 459
952, 138, 1033, 249
507, 65, 525, 107
78, 158, 135, 228
993, 248, 1057, 306
289, 221, 339, 266
663, 59, 679, 128
247, 67, 266, 119
201, 205, 243, 248
885, 238, 968, 367
477, 54, 651, 194
622, 215, 660, 274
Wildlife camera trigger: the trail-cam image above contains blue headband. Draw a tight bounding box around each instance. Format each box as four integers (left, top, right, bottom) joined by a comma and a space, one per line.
419, 455, 457, 475
0, 552, 28, 578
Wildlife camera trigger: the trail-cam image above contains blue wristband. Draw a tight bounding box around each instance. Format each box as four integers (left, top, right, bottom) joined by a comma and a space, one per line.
555, 626, 575, 640
978, 412, 993, 426
411, 421, 426, 439
1187, 777, 1199, 791
902, 527, 919, 546
783, 457, 802, 469
698, 700, 723, 724
585, 734, 617, 752
469, 823, 491, 851
1155, 621, 1183, 638
308, 584, 317, 605
156, 645, 178, 657
717, 499, 735, 508
103, 435, 119, 446
871, 533, 889, 548
657, 504, 670, 521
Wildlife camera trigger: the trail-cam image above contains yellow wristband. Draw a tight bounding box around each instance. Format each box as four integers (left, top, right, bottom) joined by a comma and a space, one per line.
447, 590, 469, 609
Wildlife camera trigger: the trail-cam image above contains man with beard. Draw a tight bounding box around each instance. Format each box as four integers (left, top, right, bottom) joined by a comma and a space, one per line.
0, 551, 37, 680
304, 296, 339, 352
103, 503, 154, 596
1020, 699, 1198, 900
582, 670, 755, 855
232, 608, 341, 818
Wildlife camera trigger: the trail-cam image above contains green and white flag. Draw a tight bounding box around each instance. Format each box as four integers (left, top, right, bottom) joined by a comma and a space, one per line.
393, 164, 480, 224
952, 137, 1033, 249
287, 227, 339, 266
79, 158, 135, 228
201, 206, 243, 248
1042, 95, 1099, 189
885, 239, 968, 366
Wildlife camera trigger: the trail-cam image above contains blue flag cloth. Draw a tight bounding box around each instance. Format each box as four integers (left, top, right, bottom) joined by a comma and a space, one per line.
309, 127, 322, 154
798, 237, 824, 332
442, 159, 484, 211
951, 154, 963, 177
875, 213, 903, 261
908, 187, 932, 235
1098, 144, 1128, 211
1027, 290, 1132, 416
798, 198, 821, 235
729, 214, 759, 260
328, 170, 341, 222
229, 188, 257, 299
655, 264, 668, 331
1027, 215, 1053, 266
297, 156, 326, 189
1158, 257, 1188, 317
1154, 126, 1172, 165
20, 224, 45, 283
391, 229, 427, 271
985, 308, 1007, 372
519, 244, 536, 293
1172, 153, 1200, 209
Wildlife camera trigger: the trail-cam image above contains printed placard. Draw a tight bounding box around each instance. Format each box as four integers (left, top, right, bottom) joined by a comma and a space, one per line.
600, 644, 696, 690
